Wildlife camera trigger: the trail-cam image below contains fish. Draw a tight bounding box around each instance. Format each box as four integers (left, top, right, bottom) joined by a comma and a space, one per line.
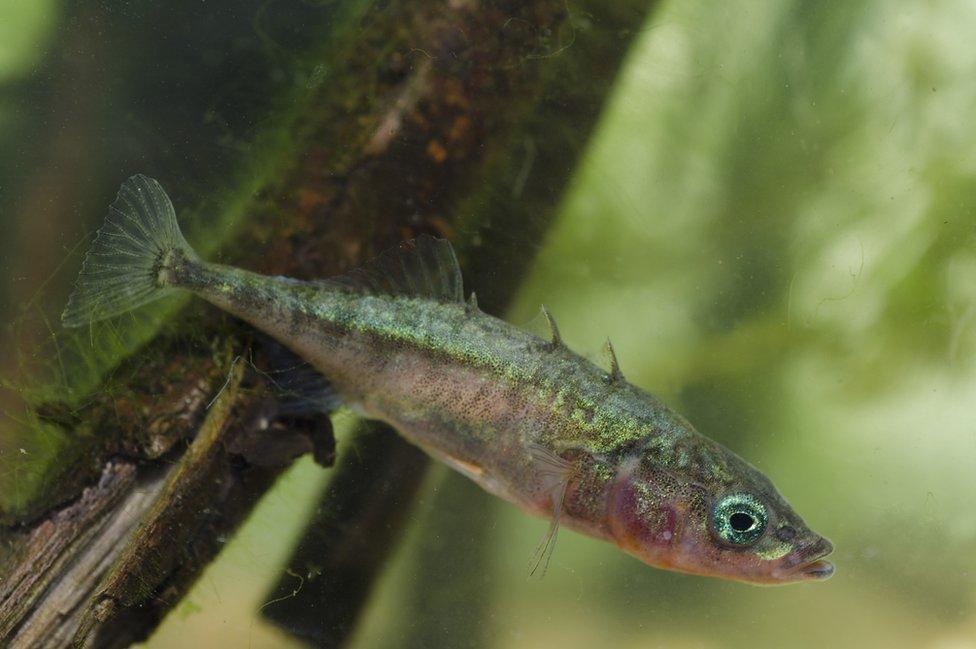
62, 175, 834, 584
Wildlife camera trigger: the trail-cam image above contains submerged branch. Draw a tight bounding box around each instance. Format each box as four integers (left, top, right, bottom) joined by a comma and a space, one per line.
261, 424, 428, 647
0, 0, 657, 646
261, 0, 658, 644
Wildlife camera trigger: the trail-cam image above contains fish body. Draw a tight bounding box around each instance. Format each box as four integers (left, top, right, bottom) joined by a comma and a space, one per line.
63, 176, 834, 584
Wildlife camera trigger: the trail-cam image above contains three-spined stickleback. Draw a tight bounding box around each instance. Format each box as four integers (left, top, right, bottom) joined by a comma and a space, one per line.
63, 175, 833, 584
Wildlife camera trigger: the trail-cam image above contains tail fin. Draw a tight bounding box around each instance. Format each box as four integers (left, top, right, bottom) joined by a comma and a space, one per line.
62, 175, 197, 328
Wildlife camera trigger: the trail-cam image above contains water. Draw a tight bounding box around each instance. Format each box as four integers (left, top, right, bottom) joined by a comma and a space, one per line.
1, 1, 975, 647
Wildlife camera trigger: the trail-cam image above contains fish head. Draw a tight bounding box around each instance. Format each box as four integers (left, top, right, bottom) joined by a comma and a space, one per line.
607, 441, 833, 585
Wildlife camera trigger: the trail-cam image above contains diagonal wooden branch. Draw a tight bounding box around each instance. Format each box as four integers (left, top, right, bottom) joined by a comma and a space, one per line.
0, 461, 140, 643
12, 464, 165, 648
260, 0, 658, 644
260, 423, 429, 647
0, 0, 657, 646
69, 359, 248, 647
9, 357, 245, 649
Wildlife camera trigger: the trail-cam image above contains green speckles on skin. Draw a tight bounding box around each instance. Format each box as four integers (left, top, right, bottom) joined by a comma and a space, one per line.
319, 292, 667, 455
175, 258, 831, 584
756, 539, 792, 561
632, 477, 656, 505
675, 445, 691, 469
593, 462, 616, 482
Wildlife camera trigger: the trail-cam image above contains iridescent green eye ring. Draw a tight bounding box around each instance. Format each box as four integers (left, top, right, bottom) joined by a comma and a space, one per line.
712, 493, 768, 546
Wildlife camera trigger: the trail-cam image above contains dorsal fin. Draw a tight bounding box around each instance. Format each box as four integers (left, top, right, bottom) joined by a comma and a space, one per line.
540, 305, 563, 348
603, 339, 623, 383
324, 235, 463, 302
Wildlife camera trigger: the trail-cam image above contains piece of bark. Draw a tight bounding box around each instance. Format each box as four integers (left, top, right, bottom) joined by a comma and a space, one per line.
0, 461, 139, 642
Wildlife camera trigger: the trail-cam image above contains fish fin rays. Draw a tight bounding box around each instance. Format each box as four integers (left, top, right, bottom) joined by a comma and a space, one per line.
603, 338, 624, 383
540, 305, 564, 349
321, 235, 464, 303
527, 443, 574, 577
62, 175, 197, 327
260, 342, 342, 414
268, 362, 342, 415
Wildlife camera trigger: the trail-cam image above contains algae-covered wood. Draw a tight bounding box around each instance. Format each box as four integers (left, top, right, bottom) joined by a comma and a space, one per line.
0, 0, 654, 646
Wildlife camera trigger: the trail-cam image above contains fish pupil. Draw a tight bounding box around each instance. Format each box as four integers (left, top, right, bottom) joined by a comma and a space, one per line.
729, 512, 755, 532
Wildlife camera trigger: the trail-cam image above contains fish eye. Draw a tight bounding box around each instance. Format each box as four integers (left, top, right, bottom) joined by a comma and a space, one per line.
712, 493, 768, 546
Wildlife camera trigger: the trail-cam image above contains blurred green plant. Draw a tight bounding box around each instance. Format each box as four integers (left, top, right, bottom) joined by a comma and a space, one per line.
0, 0, 57, 82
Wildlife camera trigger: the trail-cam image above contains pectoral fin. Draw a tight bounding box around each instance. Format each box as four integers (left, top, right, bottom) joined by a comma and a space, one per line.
527, 443, 575, 577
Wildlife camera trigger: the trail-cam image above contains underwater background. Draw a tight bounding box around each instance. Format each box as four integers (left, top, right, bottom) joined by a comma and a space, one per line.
1, 0, 975, 647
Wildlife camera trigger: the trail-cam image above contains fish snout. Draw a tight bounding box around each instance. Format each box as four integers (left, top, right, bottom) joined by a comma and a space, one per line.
775, 536, 835, 581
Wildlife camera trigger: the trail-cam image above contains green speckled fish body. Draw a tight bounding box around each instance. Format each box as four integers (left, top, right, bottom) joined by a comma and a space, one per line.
63, 176, 834, 584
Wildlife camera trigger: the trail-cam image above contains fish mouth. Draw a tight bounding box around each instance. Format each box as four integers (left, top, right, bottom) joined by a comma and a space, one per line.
799, 558, 835, 580
775, 537, 835, 582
